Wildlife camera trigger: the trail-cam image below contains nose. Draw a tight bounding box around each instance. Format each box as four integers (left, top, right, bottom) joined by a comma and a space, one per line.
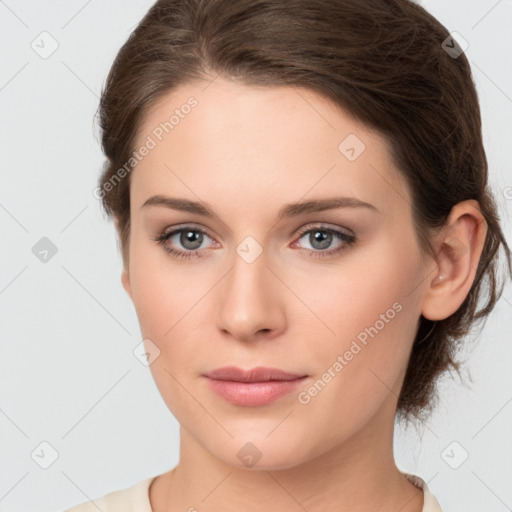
216, 246, 286, 343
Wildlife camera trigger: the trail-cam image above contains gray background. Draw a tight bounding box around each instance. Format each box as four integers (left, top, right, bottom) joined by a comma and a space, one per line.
1, 1, 511, 511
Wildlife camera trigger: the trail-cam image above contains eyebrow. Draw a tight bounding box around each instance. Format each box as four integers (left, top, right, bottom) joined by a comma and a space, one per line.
141, 195, 379, 219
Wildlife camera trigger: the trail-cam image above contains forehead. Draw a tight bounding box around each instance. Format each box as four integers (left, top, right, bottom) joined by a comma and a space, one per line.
130, 78, 410, 220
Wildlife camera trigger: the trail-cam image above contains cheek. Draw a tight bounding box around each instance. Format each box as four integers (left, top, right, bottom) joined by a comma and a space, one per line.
296, 237, 423, 396
298, 235, 419, 334
128, 243, 209, 412
128, 236, 204, 340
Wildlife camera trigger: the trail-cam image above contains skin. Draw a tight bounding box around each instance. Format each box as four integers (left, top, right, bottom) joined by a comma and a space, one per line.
118, 77, 487, 512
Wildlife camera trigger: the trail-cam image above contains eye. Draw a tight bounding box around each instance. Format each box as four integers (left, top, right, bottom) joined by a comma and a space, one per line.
153, 226, 216, 259
153, 223, 357, 260
293, 224, 357, 258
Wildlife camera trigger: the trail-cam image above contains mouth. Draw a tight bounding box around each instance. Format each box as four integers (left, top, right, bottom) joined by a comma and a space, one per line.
203, 366, 308, 382
202, 366, 309, 406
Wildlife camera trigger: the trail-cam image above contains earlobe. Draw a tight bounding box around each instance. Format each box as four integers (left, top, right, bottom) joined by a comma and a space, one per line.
115, 215, 132, 300
421, 200, 487, 321
121, 268, 132, 300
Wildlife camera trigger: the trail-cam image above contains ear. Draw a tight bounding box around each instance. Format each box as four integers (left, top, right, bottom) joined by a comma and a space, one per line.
121, 267, 133, 300
114, 215, 133, 301
421, 199, 488, 321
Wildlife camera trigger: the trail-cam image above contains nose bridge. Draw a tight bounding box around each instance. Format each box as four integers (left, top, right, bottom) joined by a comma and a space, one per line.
217, 237, 282, 339
226, 238, 272, 307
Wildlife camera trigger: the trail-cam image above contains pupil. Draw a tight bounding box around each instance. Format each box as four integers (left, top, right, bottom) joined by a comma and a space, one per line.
182, 230, 202, 249
312, 231, 331, 250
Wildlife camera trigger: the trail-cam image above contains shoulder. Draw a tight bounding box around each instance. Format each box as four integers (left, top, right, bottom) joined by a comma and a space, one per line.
401, 472, 444, 512
61, 476, 157, 512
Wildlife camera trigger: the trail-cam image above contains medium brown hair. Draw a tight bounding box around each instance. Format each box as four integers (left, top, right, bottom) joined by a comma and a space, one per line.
96, 0, 511, 425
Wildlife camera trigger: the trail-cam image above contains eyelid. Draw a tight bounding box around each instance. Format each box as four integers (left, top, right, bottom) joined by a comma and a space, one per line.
159, 221, 353, 244
154, 214, 361, 261
293, 222, 354, 238
161, 222, 215, 239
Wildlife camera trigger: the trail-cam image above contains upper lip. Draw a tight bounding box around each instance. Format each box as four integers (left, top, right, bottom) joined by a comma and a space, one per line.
204, 366, 307, 382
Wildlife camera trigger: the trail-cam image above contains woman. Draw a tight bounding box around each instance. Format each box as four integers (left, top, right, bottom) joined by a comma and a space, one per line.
65, 0, 511, 510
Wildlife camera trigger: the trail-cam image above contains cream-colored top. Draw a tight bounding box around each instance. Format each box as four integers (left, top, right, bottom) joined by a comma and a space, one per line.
62, 471, 443, 511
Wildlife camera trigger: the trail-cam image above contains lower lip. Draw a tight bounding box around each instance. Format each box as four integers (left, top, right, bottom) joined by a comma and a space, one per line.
204, 376, 308, 406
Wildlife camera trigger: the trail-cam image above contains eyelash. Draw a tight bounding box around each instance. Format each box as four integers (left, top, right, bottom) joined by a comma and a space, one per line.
152, 224, 357, 260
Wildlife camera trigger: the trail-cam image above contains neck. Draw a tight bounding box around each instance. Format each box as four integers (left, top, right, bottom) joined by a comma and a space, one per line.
149, 401, 424, 512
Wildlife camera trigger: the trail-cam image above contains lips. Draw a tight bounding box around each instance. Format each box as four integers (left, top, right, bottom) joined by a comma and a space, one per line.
202, 366, 309, 406
203, 366, 307, 382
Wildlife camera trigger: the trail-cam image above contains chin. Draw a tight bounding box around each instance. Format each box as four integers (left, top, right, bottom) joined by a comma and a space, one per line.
208, 435, 314, 471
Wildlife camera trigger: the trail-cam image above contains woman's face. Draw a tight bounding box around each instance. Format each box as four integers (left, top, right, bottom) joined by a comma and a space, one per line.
121, 78, 431, 469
